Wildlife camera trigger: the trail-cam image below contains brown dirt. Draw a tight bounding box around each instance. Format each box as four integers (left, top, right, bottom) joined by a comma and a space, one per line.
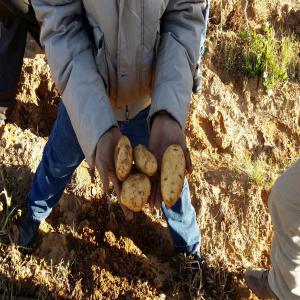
0, 1, 300, 299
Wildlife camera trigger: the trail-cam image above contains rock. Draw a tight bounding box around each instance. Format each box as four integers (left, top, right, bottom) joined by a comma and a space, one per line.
91, 186, 97, 197
59, 194, 80, 226
37, 232, 73, 265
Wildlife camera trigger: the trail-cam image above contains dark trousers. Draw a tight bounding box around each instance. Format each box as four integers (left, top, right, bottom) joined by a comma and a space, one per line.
0, 0, 39, 105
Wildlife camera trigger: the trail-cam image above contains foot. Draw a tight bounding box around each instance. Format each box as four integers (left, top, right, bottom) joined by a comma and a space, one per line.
192, 64, 202, 95
245, 269, 279, 299
17, 212, 40, 248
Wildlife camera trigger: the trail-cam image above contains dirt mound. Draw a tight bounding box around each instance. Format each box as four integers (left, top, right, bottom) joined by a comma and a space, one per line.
37, 232, 73, 265
9, 54, 59, 136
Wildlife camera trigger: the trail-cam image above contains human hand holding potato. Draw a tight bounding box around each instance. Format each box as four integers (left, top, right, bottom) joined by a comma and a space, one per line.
148, 111, 192, 209
96, 131, 133, 220
114, 111, 191, 214
96, 126, 123, 196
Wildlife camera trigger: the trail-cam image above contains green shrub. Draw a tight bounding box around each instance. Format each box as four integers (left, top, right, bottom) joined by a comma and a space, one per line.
241, 24, 298, 93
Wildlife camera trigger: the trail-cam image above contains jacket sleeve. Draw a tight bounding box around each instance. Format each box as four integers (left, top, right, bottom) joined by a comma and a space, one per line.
31, 0, 118, 167
148, 0, 207, 129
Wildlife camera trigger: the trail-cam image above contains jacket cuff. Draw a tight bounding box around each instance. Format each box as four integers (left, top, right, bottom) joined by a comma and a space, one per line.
148, 86, 191, 130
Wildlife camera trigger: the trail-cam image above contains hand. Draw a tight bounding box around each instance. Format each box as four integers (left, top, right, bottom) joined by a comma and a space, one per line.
95, 126, 133, 220
96, 126, 122, 195
148, 112, 192, 209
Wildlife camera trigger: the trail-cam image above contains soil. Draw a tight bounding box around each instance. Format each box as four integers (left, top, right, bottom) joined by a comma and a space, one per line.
0, 1, 299, 299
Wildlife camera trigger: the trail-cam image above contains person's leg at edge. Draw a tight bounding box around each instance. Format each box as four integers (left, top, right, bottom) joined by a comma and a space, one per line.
0, 4, 27, 124
0, 0, 41, 126
268, 159, 300, 299
118, 107, 201, 257
19, 102, 84, 246
246, 159, 300, 299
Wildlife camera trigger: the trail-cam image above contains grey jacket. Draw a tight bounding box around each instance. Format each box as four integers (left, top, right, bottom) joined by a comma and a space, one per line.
32, 0, 207, 167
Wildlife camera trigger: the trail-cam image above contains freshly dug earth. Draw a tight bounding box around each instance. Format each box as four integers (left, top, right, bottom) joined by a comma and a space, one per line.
0, 1, 299, 299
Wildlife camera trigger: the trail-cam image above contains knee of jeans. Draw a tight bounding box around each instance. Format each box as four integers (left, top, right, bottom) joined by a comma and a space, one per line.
44, 147, 81, 179
47, 164, 72, 179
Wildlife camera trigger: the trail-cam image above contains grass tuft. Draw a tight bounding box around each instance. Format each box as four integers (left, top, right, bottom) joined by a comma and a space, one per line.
231, 151, 276, 188
219, 23, 299, 93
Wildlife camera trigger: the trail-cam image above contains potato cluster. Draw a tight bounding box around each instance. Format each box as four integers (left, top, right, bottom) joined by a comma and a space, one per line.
114, 136, 186, 212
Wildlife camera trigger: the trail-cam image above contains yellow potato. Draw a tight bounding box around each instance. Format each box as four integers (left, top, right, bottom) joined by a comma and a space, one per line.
133, 145, 158, 177
114, 135, 133, 181
121, 173, 151, 212
161, 144, 186, 208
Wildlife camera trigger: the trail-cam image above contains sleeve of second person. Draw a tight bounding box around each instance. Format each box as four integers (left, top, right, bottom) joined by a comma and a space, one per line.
31, 0, 118, 167
148, 0, 207, 129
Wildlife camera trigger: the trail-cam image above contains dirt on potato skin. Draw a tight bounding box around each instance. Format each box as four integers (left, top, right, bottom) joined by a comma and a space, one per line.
0, 1, 300, 299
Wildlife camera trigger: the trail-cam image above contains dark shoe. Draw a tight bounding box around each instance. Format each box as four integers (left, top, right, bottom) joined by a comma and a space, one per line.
192, 64, 202, 95
245, 269, 279, 299
18, 212, 40, 248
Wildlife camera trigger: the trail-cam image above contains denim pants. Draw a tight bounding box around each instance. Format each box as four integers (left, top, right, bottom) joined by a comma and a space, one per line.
27, 102, 201, 255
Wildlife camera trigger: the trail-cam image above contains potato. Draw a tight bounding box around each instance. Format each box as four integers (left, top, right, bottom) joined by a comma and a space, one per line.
133, 145, 158, 177
161, 144, 186, 208
121, 173, 151, 212
114, 135, 133, 181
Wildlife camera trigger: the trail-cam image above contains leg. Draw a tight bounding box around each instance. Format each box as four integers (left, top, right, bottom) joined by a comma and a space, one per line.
161, 180, 200, 255
0, 5, 27, 107
27, 102, 84, 222
245, 159, 300, 299
268, 159, 300, 299
118, 107, 201, 256
0, 0, 40, 125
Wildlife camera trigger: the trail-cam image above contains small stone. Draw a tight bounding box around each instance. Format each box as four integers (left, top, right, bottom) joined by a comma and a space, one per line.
91, 186, 97, 197
159, 293, 166, 300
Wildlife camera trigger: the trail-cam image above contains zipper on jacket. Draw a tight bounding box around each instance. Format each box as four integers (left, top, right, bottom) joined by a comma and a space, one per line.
125, 105, 129, 121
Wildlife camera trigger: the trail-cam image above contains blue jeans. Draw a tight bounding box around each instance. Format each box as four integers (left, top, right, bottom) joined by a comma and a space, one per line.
27, 103, 201, 255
